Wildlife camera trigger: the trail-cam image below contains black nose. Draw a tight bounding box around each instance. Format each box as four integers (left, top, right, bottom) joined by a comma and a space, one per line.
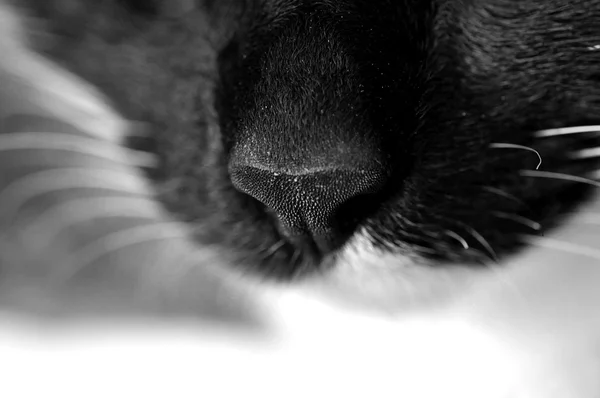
229, 166, 386, 254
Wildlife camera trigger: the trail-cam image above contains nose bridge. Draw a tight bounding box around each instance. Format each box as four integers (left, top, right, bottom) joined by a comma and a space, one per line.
230, 132, 382, 177
226, 7, 384, 175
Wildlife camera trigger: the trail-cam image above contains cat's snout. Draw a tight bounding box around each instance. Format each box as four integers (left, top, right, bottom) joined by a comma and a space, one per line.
229, 165, 386, 254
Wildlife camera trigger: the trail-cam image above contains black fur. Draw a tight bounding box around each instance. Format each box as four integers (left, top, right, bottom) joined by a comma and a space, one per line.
22, 0, 600, 279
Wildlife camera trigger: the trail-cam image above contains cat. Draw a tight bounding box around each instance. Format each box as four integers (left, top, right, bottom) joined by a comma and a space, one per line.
1, 0, 600, 397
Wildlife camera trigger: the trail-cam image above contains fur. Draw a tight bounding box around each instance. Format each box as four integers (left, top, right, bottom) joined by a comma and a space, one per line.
0, 1, 600, 397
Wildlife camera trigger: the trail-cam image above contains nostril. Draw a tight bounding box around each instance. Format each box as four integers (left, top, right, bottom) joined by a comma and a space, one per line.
229, 165, 387, 254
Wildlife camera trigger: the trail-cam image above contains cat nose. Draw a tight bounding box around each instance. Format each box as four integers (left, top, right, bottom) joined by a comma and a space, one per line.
229, 166, 386, 254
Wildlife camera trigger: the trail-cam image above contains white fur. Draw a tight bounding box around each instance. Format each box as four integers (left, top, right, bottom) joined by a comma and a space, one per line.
1, 203, 600, 398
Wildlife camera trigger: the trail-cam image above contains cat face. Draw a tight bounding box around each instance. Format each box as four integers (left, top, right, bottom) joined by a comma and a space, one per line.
3, 3, 600, 394
5, 0, 600, 302
148, 0, 600, 280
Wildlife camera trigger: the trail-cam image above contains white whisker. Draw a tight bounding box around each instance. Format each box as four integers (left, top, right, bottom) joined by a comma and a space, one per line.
520, 170, 600, 188
58, 222, 189, 282
492, 211, 542, 231
535, 125, 600, 137
570, 147, 600, 160
154, 178, 186, 196
290, 248, 301, 267
522, 235, 600, 261
444, 230, 469, 249
482, 186, 524, 205
573, 219, 600, 226
0, 168, 150, 217
563, 212, 600, 223
263, 240, 286, 258
465, 226, 498, 263
490, 143, 542, 170
0, 132, 157, 167
4, 49, 125, 143
23, 196, 162, 250
558, 212, 600, 226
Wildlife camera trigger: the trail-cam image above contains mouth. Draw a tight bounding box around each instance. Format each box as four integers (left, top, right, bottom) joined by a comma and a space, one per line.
265, 206, 352, 259
239, 193, 349, 272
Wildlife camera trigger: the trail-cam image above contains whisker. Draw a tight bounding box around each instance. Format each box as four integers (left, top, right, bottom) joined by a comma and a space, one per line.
0, 168, 150, 217
490, 143, 542, 170
522, 235, 600, 261
492, 211, 542, 231
557, 212, 600, 226
482, 186, 525, 205
520, 170, 600, 188
410, 244, 438, 255
444, 230, 469, 249
564, 212, 600, 224
433, 215, 498, 261
0, 132, 157, 167
535, 125, 600, 137
22, 196, 161, 250
262, 240, 286, 259
154, 178, 186, 196
465, 226, 498, 263
570, 147, 600, 160
58, 222, 189, 282
290, 247, 301, 267
5, 53, 125, 143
